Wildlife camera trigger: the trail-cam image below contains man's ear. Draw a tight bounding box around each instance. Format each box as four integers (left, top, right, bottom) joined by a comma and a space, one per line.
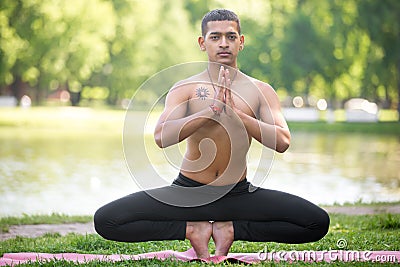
239, 35, 245, 51
198, 36, 206, 51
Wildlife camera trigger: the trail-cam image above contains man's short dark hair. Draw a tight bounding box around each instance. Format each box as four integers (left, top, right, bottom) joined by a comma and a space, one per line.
201, 9, 241, 36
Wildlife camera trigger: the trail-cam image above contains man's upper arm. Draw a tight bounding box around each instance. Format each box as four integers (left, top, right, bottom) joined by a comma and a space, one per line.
156, 84, 189, 125
258, 82, 288, 129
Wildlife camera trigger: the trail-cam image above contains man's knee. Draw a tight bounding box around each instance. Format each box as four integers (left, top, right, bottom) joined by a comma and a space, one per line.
312, 209, 330, 242
93, 206, 113, 240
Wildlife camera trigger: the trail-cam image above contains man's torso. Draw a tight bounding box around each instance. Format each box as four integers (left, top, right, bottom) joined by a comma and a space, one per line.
179, 71, 263, 185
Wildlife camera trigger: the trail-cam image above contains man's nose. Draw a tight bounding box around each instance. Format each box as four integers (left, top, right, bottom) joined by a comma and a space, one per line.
219, 36, 229, 48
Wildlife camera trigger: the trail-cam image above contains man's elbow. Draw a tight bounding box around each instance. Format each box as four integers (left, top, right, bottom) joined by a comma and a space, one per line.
154, 131, 175, 148
276, 131, 290, 153
154, 136, 163, 148
154, 130, 164, 148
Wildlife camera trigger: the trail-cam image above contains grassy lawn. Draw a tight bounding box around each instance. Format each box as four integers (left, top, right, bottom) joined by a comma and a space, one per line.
287, 121, 400, 135
1, 212, 400, 266
0, 214, 92, 233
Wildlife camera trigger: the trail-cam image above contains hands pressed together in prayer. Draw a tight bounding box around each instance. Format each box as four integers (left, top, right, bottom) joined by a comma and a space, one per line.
210, 66, 240, 117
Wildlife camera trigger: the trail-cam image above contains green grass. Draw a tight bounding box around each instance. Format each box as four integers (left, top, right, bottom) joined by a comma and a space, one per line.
329, 200, 400, 207
0, 213, 92, 233
326, 109, 399, 122
287, 121, 400, 135
1, 213, 400, 266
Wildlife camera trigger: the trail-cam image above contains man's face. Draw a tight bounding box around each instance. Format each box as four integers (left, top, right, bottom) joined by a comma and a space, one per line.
199, 20, 244, 67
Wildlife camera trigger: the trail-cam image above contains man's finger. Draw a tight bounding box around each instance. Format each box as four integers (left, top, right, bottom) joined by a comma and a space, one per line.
218, 66, 225, 87
225, 69, 230, 87
220, 77, 225, 93
219, 77, 226, 102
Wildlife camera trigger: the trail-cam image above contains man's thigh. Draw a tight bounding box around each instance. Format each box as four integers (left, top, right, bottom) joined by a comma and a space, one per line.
209, 188, 323, 222
98, 185, 323, 222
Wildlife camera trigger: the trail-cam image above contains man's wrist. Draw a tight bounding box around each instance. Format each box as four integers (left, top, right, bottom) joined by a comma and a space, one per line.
209, 104, 223, 116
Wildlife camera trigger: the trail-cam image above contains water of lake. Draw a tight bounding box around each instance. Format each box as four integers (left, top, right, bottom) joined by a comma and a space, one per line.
1, 124, 399, 217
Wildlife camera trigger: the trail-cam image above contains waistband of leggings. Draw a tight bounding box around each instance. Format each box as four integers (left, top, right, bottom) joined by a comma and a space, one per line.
173, 172, 251, 195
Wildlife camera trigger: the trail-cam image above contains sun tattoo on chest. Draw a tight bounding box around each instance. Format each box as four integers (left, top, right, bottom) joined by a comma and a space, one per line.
195, 87, 210, 100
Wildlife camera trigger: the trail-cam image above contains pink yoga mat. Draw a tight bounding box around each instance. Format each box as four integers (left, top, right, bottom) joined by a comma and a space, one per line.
1, 249, 399, 265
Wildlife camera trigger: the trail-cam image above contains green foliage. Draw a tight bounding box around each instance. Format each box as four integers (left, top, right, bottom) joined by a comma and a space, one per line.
0, 0, 399, 109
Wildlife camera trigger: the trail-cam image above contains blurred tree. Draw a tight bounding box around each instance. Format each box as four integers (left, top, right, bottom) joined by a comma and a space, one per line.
88, 0, 200, 106
184, 0, 210, 28
279, 10, 336, 100
356, 0, 399, 114
237, 0, 296, 94
0, 0, 42, 101
0, 0, 398, 111
0, 0, 116, 105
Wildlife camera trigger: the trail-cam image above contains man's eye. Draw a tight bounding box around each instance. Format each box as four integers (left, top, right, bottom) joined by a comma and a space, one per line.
210, 36, 219, 40
228, 35, 237, 40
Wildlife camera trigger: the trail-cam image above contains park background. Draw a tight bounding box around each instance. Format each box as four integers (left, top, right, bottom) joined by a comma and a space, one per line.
0, 0, 399, 217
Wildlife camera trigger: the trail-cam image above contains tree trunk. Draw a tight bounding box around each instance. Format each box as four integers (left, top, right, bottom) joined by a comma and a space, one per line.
10, 77, 27, 103
66, 83, 81, 106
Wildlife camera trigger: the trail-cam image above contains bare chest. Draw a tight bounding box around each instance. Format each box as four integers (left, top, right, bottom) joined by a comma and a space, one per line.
187, 83, 259, 117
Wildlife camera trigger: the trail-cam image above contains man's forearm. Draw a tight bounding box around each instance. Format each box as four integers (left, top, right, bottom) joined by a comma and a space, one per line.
154, 107, 216, 148
238, 111, 290, 153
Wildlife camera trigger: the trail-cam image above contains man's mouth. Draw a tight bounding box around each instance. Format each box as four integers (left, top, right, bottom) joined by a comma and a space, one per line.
217, 51, 231, 56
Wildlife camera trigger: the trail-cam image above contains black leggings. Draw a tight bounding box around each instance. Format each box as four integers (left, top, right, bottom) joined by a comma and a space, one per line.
94, 173, 329, 243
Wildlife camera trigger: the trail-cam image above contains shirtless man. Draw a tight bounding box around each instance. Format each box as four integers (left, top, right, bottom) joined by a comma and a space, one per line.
94, 9, 329, 259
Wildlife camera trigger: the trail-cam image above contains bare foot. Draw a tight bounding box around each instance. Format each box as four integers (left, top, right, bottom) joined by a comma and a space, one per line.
186, 221, 212, 259
212, 221, 234, 256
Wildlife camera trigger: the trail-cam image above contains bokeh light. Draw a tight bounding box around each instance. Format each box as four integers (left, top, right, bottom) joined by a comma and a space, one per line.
317, 99, 328, 111
292, 96, 304, 108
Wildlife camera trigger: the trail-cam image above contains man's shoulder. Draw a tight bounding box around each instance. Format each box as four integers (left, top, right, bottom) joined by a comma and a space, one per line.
243, 74, 276, 94
170, 72, 207, 93
247, 76, 281, 107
